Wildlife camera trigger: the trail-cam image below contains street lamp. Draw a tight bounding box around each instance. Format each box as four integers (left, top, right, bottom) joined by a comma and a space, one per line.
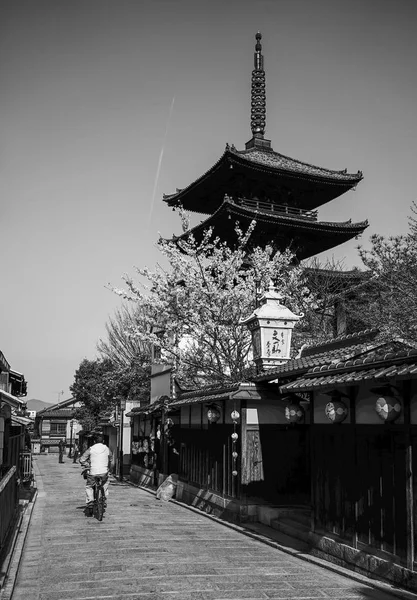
69, 419, 74, 458
119, 399, 126, 482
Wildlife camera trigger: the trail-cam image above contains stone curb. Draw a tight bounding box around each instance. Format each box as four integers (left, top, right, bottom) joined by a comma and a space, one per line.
124, 478, 417, 600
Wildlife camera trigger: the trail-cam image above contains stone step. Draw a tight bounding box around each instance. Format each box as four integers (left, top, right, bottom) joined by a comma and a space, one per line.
271, 516, 311, 544
279, 510, 311, 528
256, 505, 311, 527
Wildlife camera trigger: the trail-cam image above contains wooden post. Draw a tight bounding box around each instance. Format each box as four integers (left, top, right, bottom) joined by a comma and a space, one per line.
309, 391, 315, 533
350, 386, 358, 550
404, 380, 414, 569
239, 401, 247, 502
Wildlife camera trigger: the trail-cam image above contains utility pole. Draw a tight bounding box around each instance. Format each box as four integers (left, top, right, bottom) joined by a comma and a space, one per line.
119, 399, 126, 481
54, 390, 64, 404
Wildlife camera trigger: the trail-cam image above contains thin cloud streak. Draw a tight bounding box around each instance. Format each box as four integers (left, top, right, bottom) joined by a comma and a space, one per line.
148, 96, 175, 226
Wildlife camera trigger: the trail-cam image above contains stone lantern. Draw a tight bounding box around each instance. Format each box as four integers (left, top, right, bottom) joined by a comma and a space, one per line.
241, 281, 303, 371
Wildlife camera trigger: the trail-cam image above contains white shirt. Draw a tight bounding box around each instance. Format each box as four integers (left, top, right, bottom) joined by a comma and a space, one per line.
80, 443, 112, 475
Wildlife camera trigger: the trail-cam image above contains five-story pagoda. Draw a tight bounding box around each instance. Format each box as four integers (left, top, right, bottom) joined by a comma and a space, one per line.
163, 33, 368, 260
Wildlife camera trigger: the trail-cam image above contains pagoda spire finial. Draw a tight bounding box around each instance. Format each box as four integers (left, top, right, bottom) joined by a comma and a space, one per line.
251, 31, 266, 139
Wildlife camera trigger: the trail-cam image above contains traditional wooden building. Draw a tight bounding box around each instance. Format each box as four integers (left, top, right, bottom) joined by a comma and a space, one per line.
164, 32, 368, 258
0, 350, 29, 557
33, 397, 81, 455
132, 327, 417, 590
274, 337, 417, 590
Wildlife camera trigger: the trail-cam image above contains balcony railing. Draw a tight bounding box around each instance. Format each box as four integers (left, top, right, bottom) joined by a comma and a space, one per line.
230, 196, 318, 221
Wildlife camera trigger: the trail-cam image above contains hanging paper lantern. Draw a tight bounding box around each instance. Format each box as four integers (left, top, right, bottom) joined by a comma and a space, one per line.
207, 407, 221, 423
232, 470, 238, 477
285, 402, 304, 423
232, 451, 238, 459
375, 396, 402, 422
231, 410, 240, 421
325, 400, 348, 424
231, 432, 239, 441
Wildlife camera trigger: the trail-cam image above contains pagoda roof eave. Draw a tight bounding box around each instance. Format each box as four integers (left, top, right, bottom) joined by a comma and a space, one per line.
167, 199, 368, 260
163, 146, 363, 211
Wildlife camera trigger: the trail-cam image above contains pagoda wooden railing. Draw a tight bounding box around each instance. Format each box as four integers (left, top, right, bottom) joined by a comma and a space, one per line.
232, 197, 318, 221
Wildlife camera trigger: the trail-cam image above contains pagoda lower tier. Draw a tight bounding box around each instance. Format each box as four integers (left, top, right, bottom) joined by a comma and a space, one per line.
170, 196, 368, 260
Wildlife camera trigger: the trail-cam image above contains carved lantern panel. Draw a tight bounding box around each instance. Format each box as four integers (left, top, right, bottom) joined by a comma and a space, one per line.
241, 281, 303, 371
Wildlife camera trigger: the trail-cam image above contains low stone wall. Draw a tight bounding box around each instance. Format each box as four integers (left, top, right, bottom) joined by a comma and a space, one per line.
175, 480, 258, 522
309, 531, 417, 592
129, 465, 156, 488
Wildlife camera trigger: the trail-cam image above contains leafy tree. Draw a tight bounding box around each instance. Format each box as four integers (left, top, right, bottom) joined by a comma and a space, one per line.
113, 220, 319, 387
97, 304, 151, 369
97, 304, 151, 405
70, 358, 117, 431
357, 233, 417, 341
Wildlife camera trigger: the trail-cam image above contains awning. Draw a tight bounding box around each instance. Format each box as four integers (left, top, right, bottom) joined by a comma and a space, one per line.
0, 389, 25, 409
126, 395, 171, 417
12, 414, 33, 426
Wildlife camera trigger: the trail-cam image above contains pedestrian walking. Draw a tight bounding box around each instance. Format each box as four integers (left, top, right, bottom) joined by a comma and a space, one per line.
72, 440, 79, 463
58, 439, 65, 463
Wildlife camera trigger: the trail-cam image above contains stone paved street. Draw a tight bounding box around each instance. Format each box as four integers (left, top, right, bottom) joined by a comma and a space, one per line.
6, 455, 416, 600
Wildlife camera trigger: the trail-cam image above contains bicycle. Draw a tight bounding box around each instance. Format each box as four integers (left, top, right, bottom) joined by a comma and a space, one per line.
82, 468, 107, 521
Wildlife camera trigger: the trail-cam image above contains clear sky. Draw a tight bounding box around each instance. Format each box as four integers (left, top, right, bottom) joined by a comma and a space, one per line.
1, 0, 416, 403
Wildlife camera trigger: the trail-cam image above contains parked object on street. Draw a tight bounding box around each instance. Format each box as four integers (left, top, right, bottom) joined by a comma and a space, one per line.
156, 474, 178, 502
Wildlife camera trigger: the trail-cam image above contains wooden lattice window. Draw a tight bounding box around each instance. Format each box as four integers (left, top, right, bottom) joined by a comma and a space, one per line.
50, 422, 66, 435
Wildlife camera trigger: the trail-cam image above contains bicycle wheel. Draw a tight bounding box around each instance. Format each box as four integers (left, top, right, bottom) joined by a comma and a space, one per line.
96, 485, 104, 521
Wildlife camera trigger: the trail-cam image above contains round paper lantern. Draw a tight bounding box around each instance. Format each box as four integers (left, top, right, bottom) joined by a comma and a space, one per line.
207, 407, 221, 423
325, 400, 348, 424
285, 402, 304, 423
232, 470, 238, 477
231, 410, 240, 421
231, 432, 239, 441
375, 396, 402, 422
232, 451, 238, 459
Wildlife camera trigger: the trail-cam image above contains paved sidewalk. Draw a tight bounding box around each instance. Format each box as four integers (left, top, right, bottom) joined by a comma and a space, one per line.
4, 455, 417, 600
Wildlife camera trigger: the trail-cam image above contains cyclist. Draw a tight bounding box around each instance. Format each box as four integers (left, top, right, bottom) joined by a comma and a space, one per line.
79, 434, 113, 509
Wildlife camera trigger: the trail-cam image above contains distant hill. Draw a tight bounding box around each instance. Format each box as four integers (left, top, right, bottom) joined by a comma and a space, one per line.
26, 399, 54, 412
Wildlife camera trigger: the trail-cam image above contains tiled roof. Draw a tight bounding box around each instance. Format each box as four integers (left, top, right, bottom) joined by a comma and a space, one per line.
37, 397, 77, 415
251, 330, 417, 384
301, 329, 379, 357
309, 348, 417, 374
126, 383, 267, 413
168, 383, 241, 408
251, 331, 385, 383
170, 198, 368, 261
281, 361, 417, 393
221, 198, 368, 233
37, 408, 75, 419
163, 147, 363, 207
279, 348, 417, 393
234, 147, 363, 183
126, 395, 169, 417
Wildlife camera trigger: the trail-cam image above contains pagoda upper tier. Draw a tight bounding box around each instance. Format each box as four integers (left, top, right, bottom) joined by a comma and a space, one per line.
163, 143, 363, 215
163, 32, 368, 259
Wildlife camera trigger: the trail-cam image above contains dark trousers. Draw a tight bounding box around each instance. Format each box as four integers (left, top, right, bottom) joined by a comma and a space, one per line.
59, 451, 64, 463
